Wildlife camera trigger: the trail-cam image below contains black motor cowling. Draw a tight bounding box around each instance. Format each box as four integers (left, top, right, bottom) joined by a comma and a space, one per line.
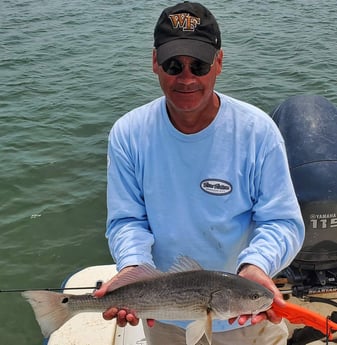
271, 95, 337, 271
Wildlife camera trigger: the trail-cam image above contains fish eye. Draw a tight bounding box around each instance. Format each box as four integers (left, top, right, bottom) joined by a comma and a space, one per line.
62, 297, 69, 303
251, 293, 260, 300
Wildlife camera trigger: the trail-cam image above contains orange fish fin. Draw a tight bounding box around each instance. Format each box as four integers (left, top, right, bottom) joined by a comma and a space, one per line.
186, 313, 212, 345
168, 256, 204, 273
109, 264, 163, 291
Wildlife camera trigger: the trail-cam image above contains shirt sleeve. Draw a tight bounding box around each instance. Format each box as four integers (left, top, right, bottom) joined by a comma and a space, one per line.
105, 122, 154, 271
237, 139, 305, 277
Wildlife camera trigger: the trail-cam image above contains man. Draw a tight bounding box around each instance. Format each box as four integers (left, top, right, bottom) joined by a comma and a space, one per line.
95, 2, 304, 344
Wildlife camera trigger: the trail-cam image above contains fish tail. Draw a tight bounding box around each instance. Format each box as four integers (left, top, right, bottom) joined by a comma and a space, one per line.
22, 290, 75, 338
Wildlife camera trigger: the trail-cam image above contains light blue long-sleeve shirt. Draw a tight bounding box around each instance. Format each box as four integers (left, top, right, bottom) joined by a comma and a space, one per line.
106, 93, 304, 331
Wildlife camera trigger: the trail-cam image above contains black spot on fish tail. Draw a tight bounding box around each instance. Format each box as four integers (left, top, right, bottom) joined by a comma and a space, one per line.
62, 297, 69, 303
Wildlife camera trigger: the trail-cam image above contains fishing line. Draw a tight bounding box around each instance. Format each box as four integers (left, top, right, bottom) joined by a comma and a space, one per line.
0, 281, 103, 293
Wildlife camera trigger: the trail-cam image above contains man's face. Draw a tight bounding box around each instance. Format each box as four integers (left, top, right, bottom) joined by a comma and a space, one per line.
152, 50, 223, 116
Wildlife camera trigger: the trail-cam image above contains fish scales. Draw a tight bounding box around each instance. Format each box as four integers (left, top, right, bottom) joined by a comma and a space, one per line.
22, 256, 274, 343
68, 270, 217, 320
65, 270, 270, 320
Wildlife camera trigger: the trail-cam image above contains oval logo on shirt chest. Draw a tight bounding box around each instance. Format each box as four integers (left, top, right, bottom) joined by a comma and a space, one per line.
200, 179, 232, 196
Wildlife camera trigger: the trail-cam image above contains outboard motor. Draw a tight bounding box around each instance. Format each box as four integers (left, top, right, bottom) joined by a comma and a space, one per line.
271, 95, 337, 297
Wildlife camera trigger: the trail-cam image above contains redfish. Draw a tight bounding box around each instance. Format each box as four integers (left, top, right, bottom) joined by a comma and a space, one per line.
22, 256, 273, 345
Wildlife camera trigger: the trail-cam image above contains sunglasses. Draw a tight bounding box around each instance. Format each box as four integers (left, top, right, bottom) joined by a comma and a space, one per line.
161, 57, 213, 77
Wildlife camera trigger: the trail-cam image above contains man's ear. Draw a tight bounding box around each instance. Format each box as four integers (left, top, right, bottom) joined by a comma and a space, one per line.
152, 49, 159, 74
215, 49, 224, 76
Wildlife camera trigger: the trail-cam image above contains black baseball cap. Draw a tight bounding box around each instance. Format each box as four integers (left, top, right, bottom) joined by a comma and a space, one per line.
154, 1, 221, 65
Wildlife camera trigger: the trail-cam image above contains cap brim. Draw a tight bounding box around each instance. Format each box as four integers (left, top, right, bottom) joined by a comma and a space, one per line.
156, 39, 217, 65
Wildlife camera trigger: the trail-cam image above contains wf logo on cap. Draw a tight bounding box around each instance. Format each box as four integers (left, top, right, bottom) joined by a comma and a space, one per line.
154, 3, 221, 65
169, 13, 200, 31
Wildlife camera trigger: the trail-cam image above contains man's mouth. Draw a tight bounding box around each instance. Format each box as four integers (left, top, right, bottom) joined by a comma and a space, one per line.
174, 86, 201, 93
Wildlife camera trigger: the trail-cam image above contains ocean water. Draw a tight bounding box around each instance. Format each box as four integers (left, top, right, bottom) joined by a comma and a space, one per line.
0, 0, 336, 343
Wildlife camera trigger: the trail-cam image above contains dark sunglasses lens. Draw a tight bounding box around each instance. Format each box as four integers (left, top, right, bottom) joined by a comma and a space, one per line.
190, 60, 211, 76
161, 58, 211, 76
161, 59, 182, 75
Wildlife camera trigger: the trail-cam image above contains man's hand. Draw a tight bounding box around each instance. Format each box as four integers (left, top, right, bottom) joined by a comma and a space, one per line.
229, 264, 284, 326
93, 266, 155, 327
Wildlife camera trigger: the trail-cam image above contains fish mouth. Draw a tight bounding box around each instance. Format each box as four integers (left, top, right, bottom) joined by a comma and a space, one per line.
252, 300, 273, 315
261, 300, 273, 312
